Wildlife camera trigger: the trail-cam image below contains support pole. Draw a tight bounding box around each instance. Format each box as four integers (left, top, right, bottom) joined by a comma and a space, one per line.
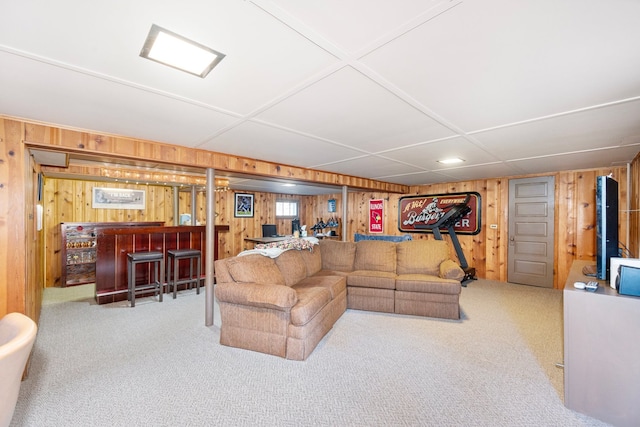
342, 185, 348, 241
205, 168, 215, 326
172, 186, 179, 226
191, 185, 197, 226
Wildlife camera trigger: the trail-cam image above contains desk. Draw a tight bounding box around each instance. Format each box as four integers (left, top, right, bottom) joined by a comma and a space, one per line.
244, 236, 291, 244
563, 260, 640, 427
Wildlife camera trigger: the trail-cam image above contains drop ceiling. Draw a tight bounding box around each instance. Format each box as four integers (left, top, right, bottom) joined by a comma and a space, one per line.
3, 0, 640, 195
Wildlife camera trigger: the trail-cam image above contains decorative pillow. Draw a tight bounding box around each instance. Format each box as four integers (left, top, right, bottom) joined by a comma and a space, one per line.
226, 254, 285, 286
354, 240, 396, 272
396, 240, 450, 275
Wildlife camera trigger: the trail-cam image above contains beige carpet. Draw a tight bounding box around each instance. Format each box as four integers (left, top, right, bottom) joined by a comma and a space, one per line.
11, 280, 611, 426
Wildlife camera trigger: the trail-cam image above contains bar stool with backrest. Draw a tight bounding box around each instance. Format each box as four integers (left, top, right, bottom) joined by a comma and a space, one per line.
166, 249, 202, 299
126, 251, 164, 307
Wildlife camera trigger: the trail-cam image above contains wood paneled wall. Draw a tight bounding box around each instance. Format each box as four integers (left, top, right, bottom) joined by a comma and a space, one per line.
0, 119, 42, 321
43, 179, 175, 287
323, 168, 630, 289
41, 166, 637, 291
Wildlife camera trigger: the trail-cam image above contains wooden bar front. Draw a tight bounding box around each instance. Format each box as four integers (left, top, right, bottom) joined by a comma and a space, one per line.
95, 225, 229, 304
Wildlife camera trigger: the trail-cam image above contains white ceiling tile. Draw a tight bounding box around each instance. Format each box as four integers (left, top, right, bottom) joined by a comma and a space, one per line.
316, 155, 424, 180
270, 0, 443, 53
0, 52, 238, 146
472, 100, 640, 160
433, 163, 522, 182
380, 137, 499, 169
199, 121, 364, 167
508, 145, 640, 175
255, 66, 455, 151
361, 0, 640, 131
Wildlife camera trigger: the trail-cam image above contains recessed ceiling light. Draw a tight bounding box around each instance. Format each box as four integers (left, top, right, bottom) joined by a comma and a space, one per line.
438, 158, 465, 164
282, 183, 296, 187
140, 24, 225, 78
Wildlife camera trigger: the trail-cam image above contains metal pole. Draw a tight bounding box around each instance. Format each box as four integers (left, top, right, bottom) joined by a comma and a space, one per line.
205, 168, 215, 326
173, 186, 179, 226
342, 185, 348, 241
191, 185, 197, 225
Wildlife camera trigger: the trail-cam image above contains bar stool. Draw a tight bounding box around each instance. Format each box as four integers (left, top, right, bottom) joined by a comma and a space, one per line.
127, 251, 164, 307
166, 249, 202, 299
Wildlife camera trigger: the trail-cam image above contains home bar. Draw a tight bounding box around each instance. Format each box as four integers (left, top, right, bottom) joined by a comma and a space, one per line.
95, 224, 228, 304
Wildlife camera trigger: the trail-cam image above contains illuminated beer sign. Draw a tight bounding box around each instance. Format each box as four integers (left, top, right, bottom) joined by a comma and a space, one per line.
397, 192, 481, 235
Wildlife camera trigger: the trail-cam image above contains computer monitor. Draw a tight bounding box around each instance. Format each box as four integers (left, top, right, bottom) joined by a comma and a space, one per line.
262, 224, 277, 237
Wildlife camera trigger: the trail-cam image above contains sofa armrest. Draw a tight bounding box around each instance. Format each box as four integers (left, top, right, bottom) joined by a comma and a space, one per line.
439, 259, 465, 281
215, 282, 298, 312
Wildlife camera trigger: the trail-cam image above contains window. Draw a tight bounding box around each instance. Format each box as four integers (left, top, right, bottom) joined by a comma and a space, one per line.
276, 200, 298, 218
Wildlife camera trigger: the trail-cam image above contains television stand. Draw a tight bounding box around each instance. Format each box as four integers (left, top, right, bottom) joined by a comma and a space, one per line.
563, 260, 640, 427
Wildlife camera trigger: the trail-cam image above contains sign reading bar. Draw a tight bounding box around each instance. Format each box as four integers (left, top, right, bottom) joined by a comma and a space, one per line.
369, 199, 384, 233
398, 192, 481, 235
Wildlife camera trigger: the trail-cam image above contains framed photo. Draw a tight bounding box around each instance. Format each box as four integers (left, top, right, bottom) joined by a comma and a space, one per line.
234, 193, 254, 218
92, 187, 146, 210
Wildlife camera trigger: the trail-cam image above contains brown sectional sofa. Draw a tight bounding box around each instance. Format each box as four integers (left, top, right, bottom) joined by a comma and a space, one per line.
214, 238, 464, 360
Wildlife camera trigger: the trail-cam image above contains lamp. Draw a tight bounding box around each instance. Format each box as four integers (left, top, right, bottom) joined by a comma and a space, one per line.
140, 24, 225, 78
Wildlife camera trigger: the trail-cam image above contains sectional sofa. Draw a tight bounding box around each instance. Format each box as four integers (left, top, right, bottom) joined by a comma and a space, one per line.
214, 238, 464, 360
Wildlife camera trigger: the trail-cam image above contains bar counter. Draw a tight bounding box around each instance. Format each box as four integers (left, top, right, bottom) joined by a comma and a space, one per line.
95, 225, 229, 304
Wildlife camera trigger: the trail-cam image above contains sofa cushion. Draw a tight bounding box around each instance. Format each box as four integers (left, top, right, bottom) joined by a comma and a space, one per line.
347, 271, 397, 289
215, 282, 298, 310
440, 259, 465, 281
290, 287, 331, 326
226, 254, 286, 286
275, 250, 308, 286
299, 247, 322, 276
319, 240, 356, 272
293, 275, 346, 299
396, 240, 450, 275
354, 240, 396, 272
395, 274, 461, 295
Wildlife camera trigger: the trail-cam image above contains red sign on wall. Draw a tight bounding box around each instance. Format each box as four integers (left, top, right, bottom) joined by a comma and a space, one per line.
397, 192, 481, 235
369, 199, 384, 233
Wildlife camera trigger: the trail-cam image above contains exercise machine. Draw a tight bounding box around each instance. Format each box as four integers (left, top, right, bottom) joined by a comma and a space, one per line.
415, 195, 477, 286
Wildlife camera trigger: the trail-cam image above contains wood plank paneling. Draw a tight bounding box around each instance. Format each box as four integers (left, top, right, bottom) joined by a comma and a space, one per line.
21, 121, 408, 194
43, 178, 175, 287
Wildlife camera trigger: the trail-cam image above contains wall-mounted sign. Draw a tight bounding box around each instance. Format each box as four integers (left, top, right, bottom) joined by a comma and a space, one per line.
369, 199, 384, 233
398, 192, 481, 235
92, 187, 145, 210
328, 198, 336, 213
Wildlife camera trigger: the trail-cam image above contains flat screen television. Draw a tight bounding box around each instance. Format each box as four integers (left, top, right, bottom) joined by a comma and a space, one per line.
596, 176, 619, 280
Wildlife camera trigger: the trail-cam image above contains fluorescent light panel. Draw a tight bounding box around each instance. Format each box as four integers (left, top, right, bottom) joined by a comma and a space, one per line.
140, 24, 225, 78
438, 157, 465, 164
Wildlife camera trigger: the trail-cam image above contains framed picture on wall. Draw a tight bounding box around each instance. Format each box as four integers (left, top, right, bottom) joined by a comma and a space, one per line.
234, 193, 254, 218
92, 187, 146, 209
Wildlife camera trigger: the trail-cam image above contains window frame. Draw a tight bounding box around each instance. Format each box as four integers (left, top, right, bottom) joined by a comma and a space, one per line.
275, 199, 299, 219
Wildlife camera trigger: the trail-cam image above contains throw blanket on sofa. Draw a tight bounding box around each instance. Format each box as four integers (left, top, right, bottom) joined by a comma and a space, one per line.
254, 237, 318, 251
239, 237, 319, 258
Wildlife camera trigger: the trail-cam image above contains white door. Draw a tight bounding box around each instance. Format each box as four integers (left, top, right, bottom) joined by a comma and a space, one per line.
508, 176, 555, 287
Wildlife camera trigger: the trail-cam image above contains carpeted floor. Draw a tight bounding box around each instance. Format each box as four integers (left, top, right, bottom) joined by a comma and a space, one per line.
11, 280, 612, 426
